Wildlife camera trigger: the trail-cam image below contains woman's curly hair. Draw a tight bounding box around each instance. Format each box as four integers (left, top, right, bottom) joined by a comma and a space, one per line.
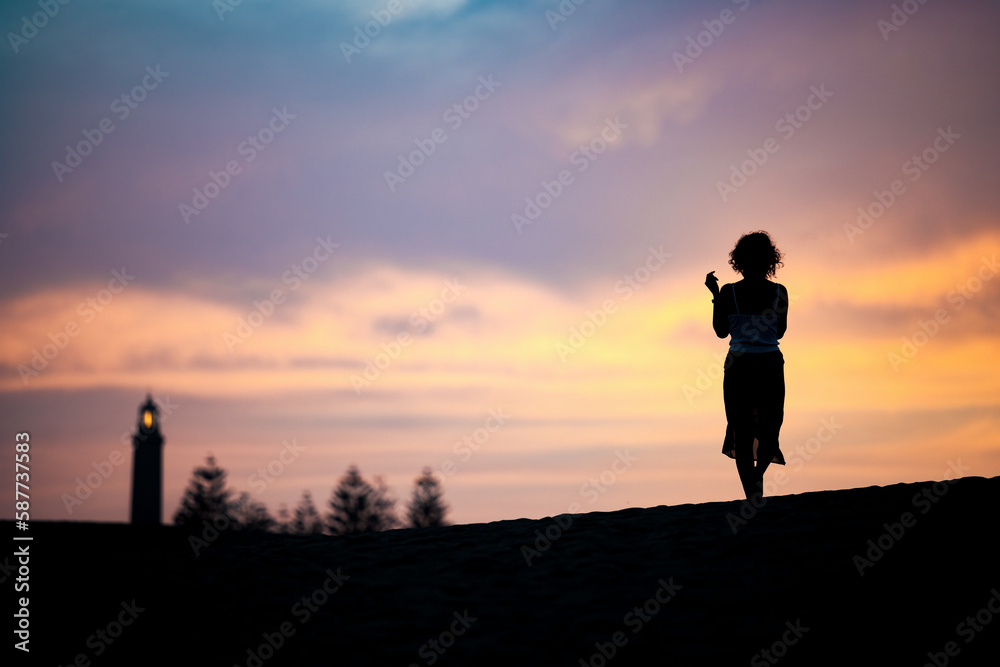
728, 231, 783, 278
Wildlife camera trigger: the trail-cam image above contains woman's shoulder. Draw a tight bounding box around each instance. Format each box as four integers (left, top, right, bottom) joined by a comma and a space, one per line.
770, 282, 788, 307
753, 279, 787, 301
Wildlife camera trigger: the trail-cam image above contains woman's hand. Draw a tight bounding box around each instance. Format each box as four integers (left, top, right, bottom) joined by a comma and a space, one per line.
705, 271, 720, 297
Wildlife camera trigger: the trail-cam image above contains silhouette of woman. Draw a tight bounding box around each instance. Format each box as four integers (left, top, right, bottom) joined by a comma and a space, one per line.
705, 231, 788, 500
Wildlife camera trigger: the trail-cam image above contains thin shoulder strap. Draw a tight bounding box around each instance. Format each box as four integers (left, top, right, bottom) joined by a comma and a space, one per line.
732, 284, 739, 315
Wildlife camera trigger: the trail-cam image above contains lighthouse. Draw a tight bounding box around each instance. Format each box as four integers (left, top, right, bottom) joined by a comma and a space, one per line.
130, 394, 164, 525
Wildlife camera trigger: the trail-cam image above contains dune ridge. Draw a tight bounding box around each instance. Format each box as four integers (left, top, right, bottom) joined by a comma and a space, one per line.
17, 476, 999, 665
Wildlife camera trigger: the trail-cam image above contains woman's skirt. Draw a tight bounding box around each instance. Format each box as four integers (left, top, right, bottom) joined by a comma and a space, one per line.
721, 349, 786, 464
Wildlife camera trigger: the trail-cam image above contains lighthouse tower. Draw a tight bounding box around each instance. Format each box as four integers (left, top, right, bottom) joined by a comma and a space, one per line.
130, 394, 164, 525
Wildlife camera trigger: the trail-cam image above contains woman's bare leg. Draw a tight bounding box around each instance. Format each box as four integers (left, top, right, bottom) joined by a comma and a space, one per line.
735, 433, 758, 500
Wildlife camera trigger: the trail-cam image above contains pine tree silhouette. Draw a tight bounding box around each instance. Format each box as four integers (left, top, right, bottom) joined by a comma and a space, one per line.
407, 467, 449, 528
173, 455, 235, 529
231, 491, 276, 532
275, 504, 292, 534
326, 465, 398, 535
173, 455, 275, 531
291, 490, 325, 535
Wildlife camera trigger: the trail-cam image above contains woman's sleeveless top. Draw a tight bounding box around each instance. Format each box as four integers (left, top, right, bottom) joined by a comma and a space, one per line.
727, 283, 780, 353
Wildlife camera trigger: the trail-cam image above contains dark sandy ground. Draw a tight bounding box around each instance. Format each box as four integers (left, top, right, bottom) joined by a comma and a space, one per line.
11, 476, 999, 666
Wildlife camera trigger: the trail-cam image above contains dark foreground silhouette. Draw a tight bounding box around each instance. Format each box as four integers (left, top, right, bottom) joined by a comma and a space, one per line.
708, 230, 790, 501
18, 476, 999, 665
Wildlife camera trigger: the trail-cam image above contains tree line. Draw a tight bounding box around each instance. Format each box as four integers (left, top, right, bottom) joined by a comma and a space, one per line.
172, 456, 448, 535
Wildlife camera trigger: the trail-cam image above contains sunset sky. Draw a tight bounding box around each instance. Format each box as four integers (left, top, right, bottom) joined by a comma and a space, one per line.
2, 0, 998, 526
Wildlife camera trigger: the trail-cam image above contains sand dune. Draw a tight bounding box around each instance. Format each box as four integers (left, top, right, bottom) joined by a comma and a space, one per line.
16, 476, 999, 665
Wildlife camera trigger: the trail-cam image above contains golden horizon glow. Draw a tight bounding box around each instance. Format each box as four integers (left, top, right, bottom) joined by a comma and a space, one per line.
3, 234, 998, 413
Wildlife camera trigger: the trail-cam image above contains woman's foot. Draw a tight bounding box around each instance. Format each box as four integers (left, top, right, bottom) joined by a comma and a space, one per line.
743, 476, 764, 502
